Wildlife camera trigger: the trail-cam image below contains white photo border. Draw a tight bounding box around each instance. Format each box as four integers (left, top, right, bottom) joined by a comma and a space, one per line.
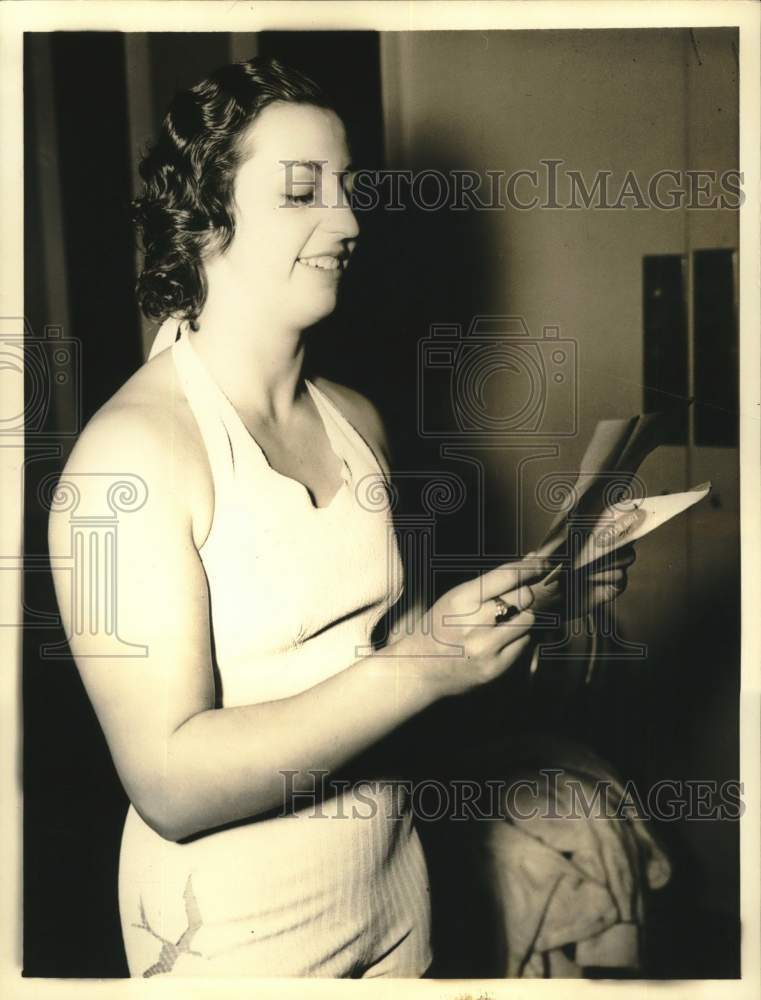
1, 3, 758, 999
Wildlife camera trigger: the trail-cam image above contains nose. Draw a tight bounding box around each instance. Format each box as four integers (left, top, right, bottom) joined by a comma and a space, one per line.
324, 202, 360, 243
321, 173, 360, 242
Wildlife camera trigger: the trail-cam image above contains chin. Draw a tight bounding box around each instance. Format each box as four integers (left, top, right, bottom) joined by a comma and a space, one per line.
295, 295, 339, 330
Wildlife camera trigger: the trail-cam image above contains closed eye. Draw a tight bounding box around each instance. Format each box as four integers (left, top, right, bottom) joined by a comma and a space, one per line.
284, 191, 315, 206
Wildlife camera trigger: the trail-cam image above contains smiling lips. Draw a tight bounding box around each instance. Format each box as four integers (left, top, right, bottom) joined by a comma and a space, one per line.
296, 254, 349, 274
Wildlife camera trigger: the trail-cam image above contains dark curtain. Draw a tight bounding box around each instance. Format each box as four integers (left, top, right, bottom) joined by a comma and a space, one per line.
22, 30, 388, 977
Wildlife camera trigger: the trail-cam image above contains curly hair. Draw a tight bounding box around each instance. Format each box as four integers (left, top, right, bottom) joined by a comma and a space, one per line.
133, 56, 333, 325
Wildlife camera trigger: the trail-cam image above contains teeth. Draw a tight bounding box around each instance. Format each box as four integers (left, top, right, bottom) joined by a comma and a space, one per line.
299, 257, 341, 271
298, 256, 344, 271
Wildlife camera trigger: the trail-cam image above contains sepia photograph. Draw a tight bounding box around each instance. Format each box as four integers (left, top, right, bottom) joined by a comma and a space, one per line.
3, 1, 759, 996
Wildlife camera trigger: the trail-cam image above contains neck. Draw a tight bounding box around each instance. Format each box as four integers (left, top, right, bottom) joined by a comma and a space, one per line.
190, 286, 306, 424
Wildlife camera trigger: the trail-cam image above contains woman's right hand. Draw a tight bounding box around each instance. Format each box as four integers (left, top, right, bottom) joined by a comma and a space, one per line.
50, 390, 551, 838
394, 555, 552, 700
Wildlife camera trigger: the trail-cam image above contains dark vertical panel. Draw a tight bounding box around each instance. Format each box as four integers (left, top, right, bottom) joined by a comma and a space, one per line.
23, 36, 49, 399
229, 31, 260, 65
256, 33, 396, 424
693, 248, 738, 447
23, 37, 50, 977
24, 33, 79, 443
24, 32, 133, 978
258, 31, 385, 169
51, 32, 142, 421
147, 32, 230, 134
642, 254, 688, 442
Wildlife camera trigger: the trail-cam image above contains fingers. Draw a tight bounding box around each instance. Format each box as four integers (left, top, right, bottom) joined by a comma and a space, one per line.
488, 609, 536, 651
449, 580, 538, 629
585, 544, 636, 581
601, 543, 636, 570
587, 568, 629, 609
589, 566, 627, 584
618, 544, 637, 568
476, 593, 536, 652
485, 611, 536, 650
495, 582, 536, 618
496, 632, 533, 666
468, 554, 552, 603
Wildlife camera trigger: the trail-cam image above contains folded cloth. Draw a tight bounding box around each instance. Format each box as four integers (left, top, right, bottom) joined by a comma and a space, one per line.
478, 735, 670, 977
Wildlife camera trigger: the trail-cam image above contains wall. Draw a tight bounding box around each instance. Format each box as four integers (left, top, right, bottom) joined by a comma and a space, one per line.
379, 28, 740, 973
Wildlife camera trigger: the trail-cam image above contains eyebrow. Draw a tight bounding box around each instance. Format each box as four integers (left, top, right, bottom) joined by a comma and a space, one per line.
277, 160, 354, 174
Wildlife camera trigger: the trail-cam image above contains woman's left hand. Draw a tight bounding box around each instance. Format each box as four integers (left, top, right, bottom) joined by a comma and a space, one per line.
582, 542, 637, 615
537, 543, 637, 622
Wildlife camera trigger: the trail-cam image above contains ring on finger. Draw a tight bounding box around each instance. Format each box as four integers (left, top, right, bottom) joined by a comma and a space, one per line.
494, 596, 520, 624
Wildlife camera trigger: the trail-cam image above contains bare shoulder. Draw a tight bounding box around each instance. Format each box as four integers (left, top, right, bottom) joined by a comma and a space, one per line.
312, 377, 392, 472
66, 351, 185, 467
54, 350, 211, 541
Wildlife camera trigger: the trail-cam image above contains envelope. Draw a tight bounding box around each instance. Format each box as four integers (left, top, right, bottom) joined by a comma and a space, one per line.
528, 399, 709, 598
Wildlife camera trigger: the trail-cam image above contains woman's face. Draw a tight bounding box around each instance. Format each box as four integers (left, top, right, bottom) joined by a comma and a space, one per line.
210, 100, 359, 332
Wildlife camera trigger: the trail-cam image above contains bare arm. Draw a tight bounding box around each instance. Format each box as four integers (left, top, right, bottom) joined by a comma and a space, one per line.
49, 400, 544, 843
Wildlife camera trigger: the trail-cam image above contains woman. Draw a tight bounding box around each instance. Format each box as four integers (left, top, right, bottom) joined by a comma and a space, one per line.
48, 56, 633, 978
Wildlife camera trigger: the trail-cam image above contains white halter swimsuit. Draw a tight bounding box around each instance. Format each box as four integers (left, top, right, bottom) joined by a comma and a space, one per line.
118, 328, 432, 977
